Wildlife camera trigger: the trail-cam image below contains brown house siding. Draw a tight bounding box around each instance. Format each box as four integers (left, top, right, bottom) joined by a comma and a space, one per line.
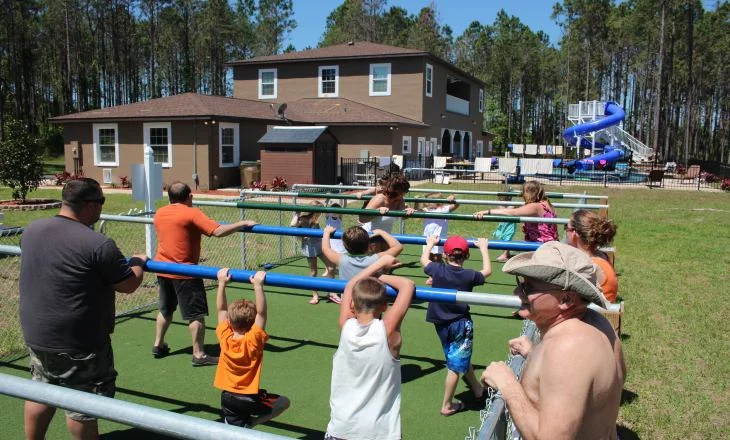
232, 57, 426, 122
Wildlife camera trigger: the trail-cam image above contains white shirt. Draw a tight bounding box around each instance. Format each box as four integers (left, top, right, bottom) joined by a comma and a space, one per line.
327, 319, 401, 440
326, 215, 346, 254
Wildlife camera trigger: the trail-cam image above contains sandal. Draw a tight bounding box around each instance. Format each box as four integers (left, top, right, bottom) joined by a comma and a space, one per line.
496, 255, 510, 263
328, 293, 342, 304
309, 295, 320, 305
440, 401, 465, 417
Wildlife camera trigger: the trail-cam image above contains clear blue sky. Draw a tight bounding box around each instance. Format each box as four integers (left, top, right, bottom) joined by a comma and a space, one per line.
288, 0, 564, 49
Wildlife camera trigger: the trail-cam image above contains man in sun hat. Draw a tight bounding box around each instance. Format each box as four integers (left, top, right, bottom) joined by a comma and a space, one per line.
480, 241, 624, 439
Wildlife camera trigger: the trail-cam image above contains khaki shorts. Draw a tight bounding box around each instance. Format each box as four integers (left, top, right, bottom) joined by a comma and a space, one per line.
28, 339, 117, 422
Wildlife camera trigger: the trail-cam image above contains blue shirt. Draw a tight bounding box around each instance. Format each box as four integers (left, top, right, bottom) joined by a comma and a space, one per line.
424, 262, 485, 324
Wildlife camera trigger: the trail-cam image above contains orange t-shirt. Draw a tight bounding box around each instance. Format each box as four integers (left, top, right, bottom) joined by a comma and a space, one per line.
214, 321, 268, 395
153, 203, 219, 279
593, 256, 618, 303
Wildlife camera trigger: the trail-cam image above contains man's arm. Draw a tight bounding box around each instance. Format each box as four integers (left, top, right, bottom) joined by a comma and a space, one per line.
358, 194, 388, 223
482, 339, 594, 440
338, 255, 398, 327
475, 238, 492, 278
113, 254, 147, 294
420, 235, 440, 267
373, 228, 403, 257
250, 271, 267, 330
321, 226, 341, 266
212, 220, 257, 238
216, 268, 231, 323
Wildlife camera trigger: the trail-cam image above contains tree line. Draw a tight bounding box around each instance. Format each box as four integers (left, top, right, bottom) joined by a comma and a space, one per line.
1, 0, 728, 165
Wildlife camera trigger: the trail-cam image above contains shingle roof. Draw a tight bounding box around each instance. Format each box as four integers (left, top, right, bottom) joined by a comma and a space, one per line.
49, 93, 281, 122
285, 98, 427, 127
49, 93, 427, 127
227, 41, 427, 66
258, 126, 329, 144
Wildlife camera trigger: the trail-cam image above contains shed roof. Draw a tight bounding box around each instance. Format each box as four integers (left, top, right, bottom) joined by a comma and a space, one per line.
258, 126, 330, 144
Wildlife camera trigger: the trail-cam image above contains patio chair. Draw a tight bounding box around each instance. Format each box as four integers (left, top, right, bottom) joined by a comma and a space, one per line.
679, 164, 700, 183
647, 169, 664, 188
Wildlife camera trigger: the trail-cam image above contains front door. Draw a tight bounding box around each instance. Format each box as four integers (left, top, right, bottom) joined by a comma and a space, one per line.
314, 141, 337, 184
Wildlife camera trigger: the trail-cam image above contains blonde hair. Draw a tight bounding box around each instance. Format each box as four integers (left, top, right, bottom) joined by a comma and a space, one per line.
228, 299, 257, 332
352, 277, 387, 313
569, 210, 617, 250
296, 200, 324, 226
521, 181, 553, 209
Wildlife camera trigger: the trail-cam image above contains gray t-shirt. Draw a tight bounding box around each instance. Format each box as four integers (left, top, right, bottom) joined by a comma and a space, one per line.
19, 215, 133, 353
338, 254, 380, 281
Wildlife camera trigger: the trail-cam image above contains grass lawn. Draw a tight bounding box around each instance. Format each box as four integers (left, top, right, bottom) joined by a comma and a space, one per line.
1, 183, 729, 439
41, 154, 66, 175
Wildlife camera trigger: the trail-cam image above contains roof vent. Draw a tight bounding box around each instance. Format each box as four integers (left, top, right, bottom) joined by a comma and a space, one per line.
347, 41, 354, 46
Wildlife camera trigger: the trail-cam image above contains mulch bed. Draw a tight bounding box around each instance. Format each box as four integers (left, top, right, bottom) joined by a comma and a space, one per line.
0, 199, 61, 211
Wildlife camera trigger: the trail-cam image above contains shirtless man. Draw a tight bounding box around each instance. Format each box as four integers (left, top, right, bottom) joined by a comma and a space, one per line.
481, 241, 624, 440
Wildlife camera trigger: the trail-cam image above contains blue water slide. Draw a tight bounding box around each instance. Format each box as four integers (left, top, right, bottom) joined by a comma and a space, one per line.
562, 102, 626, 170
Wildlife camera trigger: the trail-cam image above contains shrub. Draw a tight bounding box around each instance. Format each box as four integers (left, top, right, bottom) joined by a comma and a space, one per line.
0, 118, 44, 202
721, 178, 730, 192
271, 176, 288, 191
250, 180, 267, 190
119, 175, 130, 188
54, 169, 84, 186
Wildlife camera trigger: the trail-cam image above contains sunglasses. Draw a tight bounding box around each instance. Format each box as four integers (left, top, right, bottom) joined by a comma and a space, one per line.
86, 197, 106, 206
515, 276, 563, 301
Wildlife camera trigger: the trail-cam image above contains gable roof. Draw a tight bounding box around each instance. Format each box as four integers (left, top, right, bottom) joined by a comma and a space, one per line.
227, 41, 427, 66
49, 93, 282, 123
285, 98, 427, 127
259, 126, 330, 144
227, 41, 485, 87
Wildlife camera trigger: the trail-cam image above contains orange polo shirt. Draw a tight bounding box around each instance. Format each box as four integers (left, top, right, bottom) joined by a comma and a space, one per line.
153, 203, 219, 279
214, 321, 268, 395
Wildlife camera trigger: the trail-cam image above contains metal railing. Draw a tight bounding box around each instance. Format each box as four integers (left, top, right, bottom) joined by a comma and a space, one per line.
0, 373, 289, 440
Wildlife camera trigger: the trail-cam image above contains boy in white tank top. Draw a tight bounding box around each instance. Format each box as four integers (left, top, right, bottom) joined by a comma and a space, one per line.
326, 255, 415, 440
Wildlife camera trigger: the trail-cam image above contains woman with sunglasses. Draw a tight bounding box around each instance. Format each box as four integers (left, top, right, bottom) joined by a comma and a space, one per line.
473, 181, 558, 243
358, 173, 415, 235
565, 209, 619, 303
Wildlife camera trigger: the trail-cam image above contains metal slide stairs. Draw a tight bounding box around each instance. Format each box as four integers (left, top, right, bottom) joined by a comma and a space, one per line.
604, 125, 653, 162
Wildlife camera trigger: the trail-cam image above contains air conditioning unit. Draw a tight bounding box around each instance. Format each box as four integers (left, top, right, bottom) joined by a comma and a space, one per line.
102, 168, 113, 184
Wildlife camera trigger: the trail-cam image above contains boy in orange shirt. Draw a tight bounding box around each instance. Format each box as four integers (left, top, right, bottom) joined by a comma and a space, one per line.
214, 268, 290, 427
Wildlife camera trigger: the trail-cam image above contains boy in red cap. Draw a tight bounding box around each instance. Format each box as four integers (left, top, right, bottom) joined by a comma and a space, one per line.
420, 234, 492, 416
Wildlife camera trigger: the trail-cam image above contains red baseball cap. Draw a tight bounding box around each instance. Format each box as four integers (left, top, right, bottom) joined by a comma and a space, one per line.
443, 235, 470, 256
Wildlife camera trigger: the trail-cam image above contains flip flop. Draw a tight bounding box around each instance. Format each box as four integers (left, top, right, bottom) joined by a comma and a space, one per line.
309, 296, 320, 305
440, 401, 465, 417
328, 293, 342, 304
496, 255, 510, 263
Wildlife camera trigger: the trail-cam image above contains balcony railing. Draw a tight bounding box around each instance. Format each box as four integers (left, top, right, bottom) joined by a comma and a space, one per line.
446, 94, 470, 116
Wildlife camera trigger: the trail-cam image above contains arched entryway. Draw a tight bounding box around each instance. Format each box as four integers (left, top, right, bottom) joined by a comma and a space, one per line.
463, 132, 471, 160
453, 131, 462, 158
441, 130, 451, 156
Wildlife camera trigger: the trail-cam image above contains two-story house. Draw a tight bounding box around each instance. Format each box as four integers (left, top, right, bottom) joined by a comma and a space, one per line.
229, 41, 489, 162
50, 41, 489, 189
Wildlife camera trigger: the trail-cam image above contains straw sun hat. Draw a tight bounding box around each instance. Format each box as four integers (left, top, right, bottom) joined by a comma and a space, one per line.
503, 241, 609, 309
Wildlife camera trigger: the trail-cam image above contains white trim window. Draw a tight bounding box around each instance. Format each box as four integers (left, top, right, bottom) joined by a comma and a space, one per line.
93, 123, 119, 166
402, 135, 412, 154
318, 65, 339, 97
258, 68, 277, 99
417, 137, 425, 156
219, 122, 240, 168
425, 63, 433, 97
369, 63, 391, 96
143, 122, 172, 167
479, 88, 484, 112
477, 140, 484, 157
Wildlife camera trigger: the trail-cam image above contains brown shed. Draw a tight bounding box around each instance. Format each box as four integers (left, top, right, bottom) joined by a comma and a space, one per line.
258, 126, 338, 185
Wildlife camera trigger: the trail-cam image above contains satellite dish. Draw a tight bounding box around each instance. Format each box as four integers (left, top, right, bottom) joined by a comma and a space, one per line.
277, 103, 287, 116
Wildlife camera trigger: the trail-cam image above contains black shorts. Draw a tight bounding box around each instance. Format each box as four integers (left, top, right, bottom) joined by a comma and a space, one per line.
157, 277, 208, 321
221, 389, 279, 427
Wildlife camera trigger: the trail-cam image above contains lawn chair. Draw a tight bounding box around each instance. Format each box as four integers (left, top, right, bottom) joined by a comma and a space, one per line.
679, 164, 700, 183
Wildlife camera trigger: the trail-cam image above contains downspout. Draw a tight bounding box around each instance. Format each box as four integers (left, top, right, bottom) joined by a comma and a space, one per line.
192, 119, 199, 190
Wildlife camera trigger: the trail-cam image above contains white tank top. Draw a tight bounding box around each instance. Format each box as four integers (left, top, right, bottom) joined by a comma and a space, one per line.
360, 215, 397, 234
327, 319, 401, 440
326, 216, 346, 254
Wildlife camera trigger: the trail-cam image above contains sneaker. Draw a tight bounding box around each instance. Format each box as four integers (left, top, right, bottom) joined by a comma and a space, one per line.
192, 354, 219, 367
152, 343, 170, 358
